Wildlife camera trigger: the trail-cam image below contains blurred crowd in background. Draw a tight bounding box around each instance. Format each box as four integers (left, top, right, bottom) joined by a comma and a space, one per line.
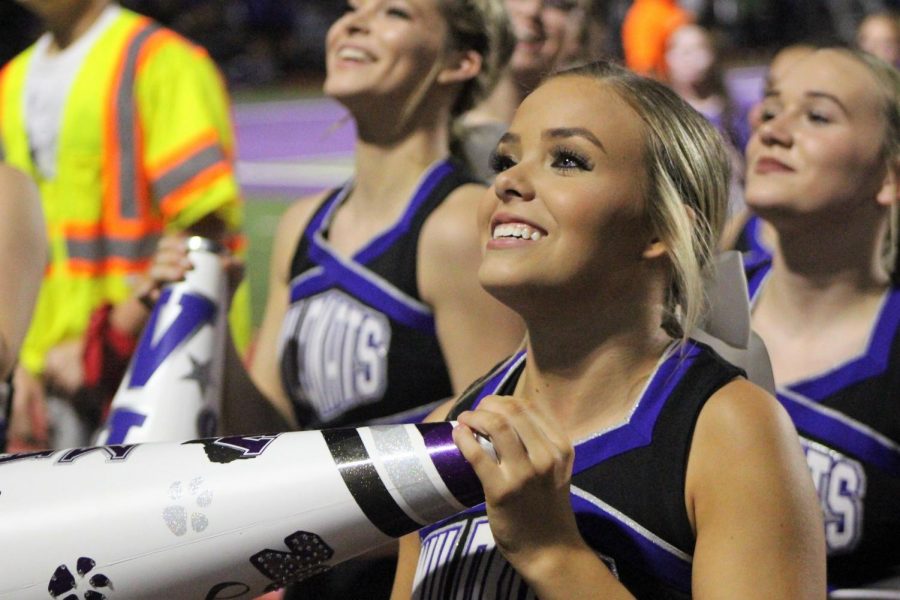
3, 0, 900, 87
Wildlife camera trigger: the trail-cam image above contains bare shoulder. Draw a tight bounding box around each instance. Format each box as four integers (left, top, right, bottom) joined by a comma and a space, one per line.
276, 191, 330, 246
687, 381, 826, 597
421, 183, 487, 250
695, 378, 797, 448
687, 376, 811, 512
270, 190, 331, 280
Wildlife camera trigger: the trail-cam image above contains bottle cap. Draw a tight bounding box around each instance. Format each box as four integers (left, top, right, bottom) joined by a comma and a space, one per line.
185, 236, 224, 255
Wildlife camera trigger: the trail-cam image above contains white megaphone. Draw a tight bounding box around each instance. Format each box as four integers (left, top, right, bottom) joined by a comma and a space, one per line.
96, 236, 228, 445
0, 421, 488, 599
691, 251, 775, 393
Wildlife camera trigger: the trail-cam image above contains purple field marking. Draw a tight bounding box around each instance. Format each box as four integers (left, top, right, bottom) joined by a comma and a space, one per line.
234, 97, 357, 161
234, 97, 356, 197
234, 65, 766, 199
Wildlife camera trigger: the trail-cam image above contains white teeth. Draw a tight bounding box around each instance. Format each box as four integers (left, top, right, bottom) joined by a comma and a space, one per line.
492, 223, 543, 241
337, 47, 370, 61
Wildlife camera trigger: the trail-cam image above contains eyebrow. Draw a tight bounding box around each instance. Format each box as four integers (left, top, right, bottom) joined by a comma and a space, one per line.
497, 128, 607, 152
762, 89, 851, 116
543, 127, 606, 152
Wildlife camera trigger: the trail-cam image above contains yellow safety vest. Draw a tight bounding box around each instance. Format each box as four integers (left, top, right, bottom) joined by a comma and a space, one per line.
0, 9, 249, 373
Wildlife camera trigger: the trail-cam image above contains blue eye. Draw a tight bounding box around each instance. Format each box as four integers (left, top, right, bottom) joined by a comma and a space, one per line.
550, 147, 593, 171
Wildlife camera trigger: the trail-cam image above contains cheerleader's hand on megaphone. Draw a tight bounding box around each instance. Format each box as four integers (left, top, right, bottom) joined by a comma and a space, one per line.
135, 235, 245, 312
452, 393, 582, 582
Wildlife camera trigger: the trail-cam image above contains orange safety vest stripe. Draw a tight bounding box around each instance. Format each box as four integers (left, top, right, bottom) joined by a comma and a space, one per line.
160, 160, 233, 220
102, 18, 160, 241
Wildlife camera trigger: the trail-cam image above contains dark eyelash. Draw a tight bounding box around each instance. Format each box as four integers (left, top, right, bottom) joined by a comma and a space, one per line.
550, 146, 593, 171
489, 150, 515, 174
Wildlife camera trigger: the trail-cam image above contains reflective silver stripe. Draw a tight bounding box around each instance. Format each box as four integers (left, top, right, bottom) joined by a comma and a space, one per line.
66, 234, 160, 262
115, 22, 161, 220
363, 425, 463, 526
151, 144, 225, 201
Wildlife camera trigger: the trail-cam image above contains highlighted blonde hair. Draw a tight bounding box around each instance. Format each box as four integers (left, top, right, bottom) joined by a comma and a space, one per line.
398, 0, 514, 127
828, 48, 900, 282
549, 61, 731, 340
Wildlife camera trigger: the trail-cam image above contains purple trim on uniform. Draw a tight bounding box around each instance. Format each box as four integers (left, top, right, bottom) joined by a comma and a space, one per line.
299, 243, 437, 332
571, 493, 692, 594
418, 504, 484, 538
787, 288, 900, 401
743, 254, 771, 301
356, 159, 456, 263
570, 342, 701, 474
418, 422, 485, 507
471, 345, 701, 475
286, 163, 461, 333
470, 351, 527, 408
417, 493, 693, 595
303, 185, 344, 244
778, 391, 900, 477
743, 215, 771, 259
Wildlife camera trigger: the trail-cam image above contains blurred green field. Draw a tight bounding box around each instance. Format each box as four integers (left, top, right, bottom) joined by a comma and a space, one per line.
245, 198, 290, 329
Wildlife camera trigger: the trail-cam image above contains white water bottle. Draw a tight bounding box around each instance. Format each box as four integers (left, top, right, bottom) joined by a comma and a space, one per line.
96, 236, 228, 444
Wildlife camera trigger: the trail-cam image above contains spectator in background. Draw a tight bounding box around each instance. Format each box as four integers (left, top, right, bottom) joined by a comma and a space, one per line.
0, 0, 248, 448
664, 23, 749, 152
744, 47, 900, 591
459, 0, 590, 182
857, 10, 900, 66
722, 42, 816, 257
621, 0, 692, 78
663, 22, 749, 223
0, 164, 46, 453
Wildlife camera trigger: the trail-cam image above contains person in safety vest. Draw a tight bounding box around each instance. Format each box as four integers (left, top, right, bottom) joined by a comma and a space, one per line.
1, 0, 248, 449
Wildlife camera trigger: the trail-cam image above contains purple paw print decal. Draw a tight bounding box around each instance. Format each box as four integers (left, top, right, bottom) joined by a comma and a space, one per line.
48, 557, 112, 599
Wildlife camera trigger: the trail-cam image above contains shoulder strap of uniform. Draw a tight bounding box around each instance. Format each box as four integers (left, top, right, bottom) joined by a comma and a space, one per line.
446, 351, 526, 420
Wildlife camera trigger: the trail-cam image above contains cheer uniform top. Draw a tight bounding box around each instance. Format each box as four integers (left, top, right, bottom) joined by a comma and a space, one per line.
734, 214, 772, 266
278, 158, 477, 429
412, 340, 744, 599
747, 258, 900, 587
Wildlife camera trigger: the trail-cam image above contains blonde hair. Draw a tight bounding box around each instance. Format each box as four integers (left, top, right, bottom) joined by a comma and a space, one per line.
549, 61, 731, 340
829, 48, 900, 282
440, 0, 515, 117
398, 0, 514, 128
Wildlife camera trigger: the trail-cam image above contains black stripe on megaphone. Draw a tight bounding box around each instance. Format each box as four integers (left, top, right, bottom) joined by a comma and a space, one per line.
323, 427, 421, 537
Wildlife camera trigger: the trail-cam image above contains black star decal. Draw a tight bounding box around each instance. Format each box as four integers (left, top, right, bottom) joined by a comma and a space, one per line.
182, 354, 213, 395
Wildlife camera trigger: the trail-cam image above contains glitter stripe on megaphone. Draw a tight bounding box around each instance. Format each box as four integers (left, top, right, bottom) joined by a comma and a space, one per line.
0, 421, 490, 599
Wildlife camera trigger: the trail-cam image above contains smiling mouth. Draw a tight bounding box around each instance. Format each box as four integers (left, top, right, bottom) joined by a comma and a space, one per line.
754, 157, 794, 174
335, 47, 373, 63
492, 222, 545, 241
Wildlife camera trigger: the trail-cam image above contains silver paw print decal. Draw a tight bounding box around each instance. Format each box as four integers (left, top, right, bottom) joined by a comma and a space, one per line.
163, 476, 213, 536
